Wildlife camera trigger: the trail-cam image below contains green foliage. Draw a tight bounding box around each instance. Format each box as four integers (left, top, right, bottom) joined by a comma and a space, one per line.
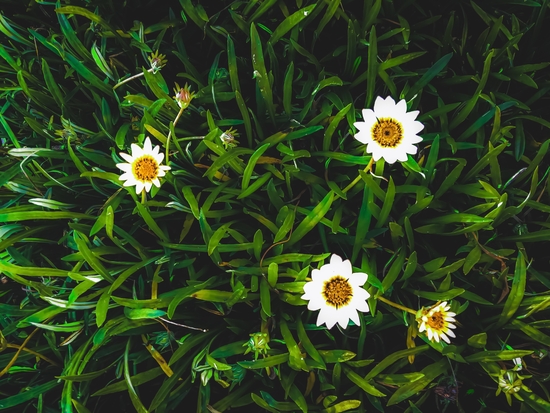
1, 0, 550, 412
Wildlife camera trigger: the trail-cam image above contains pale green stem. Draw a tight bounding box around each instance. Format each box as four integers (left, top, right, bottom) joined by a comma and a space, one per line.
341, 157, 374, 195
376, 295, 417, 315
166, 107, 185, 162
113, 67, 156, 90
332, 157, 374, 202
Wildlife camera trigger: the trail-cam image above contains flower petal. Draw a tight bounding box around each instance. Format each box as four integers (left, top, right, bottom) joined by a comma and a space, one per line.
329, 254, 343, 266
122, 177, 137, 186
350, 271, 368, 287
135, 181, 145, 194
301, 253, 372, 330
116, 162, 132, 172
119, 152, 134, 163
143, 137, 153, 153
130, 143, 143, 158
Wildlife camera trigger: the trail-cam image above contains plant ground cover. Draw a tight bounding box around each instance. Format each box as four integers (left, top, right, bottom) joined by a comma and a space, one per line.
1, 0, 550, 412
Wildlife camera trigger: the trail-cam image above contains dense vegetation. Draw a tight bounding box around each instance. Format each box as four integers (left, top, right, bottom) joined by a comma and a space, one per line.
1, 0, 550, 412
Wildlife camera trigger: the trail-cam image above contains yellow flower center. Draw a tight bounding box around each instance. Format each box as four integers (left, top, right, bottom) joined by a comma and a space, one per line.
322, 276, 353, 308
132, 155, 159, 182
371, 118, 403, 148
426, 311, 445, 330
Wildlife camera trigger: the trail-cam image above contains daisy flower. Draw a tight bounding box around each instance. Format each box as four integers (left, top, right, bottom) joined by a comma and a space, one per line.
173, 82, 196, 110
301, 254, 370, 329
148, 50, 167, 73
417, 301, 457, 344
495, 370, 532, 406
353, 96, 424, 164
116, 137, 171, 194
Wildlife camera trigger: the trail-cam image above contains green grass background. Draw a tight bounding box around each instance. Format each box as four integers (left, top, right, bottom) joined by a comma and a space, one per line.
1, 0, 550, 412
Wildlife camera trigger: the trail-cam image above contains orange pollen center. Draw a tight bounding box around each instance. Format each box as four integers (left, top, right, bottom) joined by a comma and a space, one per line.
371, 118, 403, 148
132, 155, 159, 182
427, 311, 445, 330
322, 276, 353, 308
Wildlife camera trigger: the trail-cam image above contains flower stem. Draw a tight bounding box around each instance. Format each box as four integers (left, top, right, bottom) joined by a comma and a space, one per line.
341, 157, 374, 194
376, 295, 417, 315
166, 107, 185, 162
113, 67, 155, 90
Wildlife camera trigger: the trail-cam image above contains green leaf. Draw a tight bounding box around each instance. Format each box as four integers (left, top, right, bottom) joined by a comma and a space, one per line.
206, 354, 232, 371
508, 320, 550, 346
182, 186, 200, 219
260, 278, 272, 318
321, 400, 361, 413
55, 6, 126, 48
0, 380, 59, 409
92, 368, 164, 396
123, 339, 148, 413
74, 231, 115, 283
363, 27, 377, 108
237, 172, 272, 199
250, 394, 279, 413
250, 23, 275, 123
269, 5, 316, 45
242, 144, 270, 190
519, 389, 550, 413
0, 14, 34, 47
318, 350, 356, 363
314, 0, 342, 41
41, 58, 64, 108
142, 69, 179, 112
0, 259, 70, 278
64, 52, 112, 95
247, 0, 278, 22
406, 53, 453, 99
378, 51, 427, 73
464, 350, 533, 362
363, 0, 381, 34
0, 210, 92, 223
365, 345, 429, 380
279, 319, 308, 371
134, 201, 170, 243
323, 103, 352, 151
376, 177, 395, 229
289, 385, 307, 413
71, 398, 92, 413
353, 187, 372, 262
421, 213, 493, 224
124, 308, 166, 320
343, 365, 386, 397
91, 42, 115, 81
381, 248, 406, 292
494, 251, 526, 328
409, 288, 465, 301
296, 318, 326, 369
96, 290, 110, 328
467, 332, 487, 348
283, 62, 294, 116
387, 359, 447, 406
287, 191, 335, 247
450, 49, 494, 129
238, 353, 289, 369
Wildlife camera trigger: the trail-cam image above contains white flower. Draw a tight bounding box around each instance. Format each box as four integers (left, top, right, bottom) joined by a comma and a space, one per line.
116, 137, 171, 194
353, 96, 424, 164
417, 301, 457, 344
301, 254, 370, 329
